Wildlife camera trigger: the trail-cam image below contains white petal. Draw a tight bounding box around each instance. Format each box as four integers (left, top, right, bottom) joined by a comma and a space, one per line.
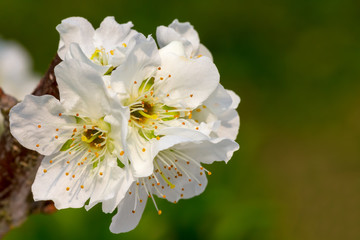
103, 100, 130, 155
203, 84, 233, 116
56, 17, 95, 59
196, 44, 213, 61
156, 41, 219, 109
86, 160, 132, 213
32, 154, 117, 209
215, 109, 240, 140
126, 127, 155, 177
65, 43, 109, 74
227, 89, 241, 109
176, 138, 239, 164
55, 58, 110, 119
168, 19, 200, 53
9, 95, 74, 155
156, 26, 193, 58
94, 17, 134, 50
110, 183, 148, 233
99, 167, 135, 213
150, 148, 208, 203
110, 36, 160, 99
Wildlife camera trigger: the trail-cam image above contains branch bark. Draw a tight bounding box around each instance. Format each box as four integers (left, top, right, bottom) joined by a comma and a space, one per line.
0, 54, 61, 238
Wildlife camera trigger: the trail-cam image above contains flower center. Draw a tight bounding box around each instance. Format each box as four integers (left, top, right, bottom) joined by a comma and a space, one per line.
127, 77, 191, 140
90, 47, 114, 66
81, 128, 107, 150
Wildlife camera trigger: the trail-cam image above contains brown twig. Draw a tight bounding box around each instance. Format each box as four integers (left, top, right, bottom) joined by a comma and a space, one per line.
0, 54, 61, 238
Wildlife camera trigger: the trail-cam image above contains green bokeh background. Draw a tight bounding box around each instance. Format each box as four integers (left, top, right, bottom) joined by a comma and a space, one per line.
2, 0, 360, 239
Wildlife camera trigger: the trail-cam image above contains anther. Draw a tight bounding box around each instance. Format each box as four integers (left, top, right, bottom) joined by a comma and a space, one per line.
49, 160, 53, 164
55, 135, 58, 139
129, 192, 132, 195
81, 185, 84, 189
158, 67, 161, 70
208, 172, 212, 175
66, 187, 70, 191
72, 175, 75, 178
134, 81, 137, 84
66, 161, 70, 164
122, 43, 127, 47
142, 148, 146, 152
100, 172, 103, 176
190, 94, 193, 97
120, 151, 124, 156
160, 77, 164, 80
59, 113, 62, 116
56, 128, 59, 131
66, 172, 69, 176
158, 210, 162, 215
132, 210, 135, 214
76, 113, 79, 117
38, 125, 41, 128
36, 144, 39, 147
43, 169, 47, 173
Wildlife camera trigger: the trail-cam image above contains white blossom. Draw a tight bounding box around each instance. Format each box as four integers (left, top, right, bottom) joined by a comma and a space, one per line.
110, 129, 239, 233
108, 36, 220, 178
157, 19, 240, 140
57, 16, 141, 74
9, 57, 132, 211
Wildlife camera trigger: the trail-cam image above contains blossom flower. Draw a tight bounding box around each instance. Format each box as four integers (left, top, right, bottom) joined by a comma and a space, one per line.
108, 36, 220, 178
57, 16, 141, 74
0, 38, 39, 100
156, 19, 213, 60
110, 129, 239, 233
9, 57, 132, 211
157, 19, 240, 140
103, 33, 239, 232
0, 38, 39, 132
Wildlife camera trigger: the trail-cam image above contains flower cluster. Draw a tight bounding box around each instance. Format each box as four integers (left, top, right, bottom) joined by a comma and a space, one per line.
9, 17, 240, 233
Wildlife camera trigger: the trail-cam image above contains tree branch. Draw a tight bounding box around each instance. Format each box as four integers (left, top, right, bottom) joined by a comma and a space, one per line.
0, 54, 61, 238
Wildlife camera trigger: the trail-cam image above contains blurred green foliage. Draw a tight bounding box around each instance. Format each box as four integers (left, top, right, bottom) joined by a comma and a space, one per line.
1, 0, 360, 239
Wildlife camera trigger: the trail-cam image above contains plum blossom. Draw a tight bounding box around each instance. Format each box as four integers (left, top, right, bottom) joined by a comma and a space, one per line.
108, 36, 220, 179
9, 57, 132, 211
57, 16, 141, 74
106, 34, 239, 233
157, 19, 240, 140
0, 38, 39, 133
110, 129, 239, 233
